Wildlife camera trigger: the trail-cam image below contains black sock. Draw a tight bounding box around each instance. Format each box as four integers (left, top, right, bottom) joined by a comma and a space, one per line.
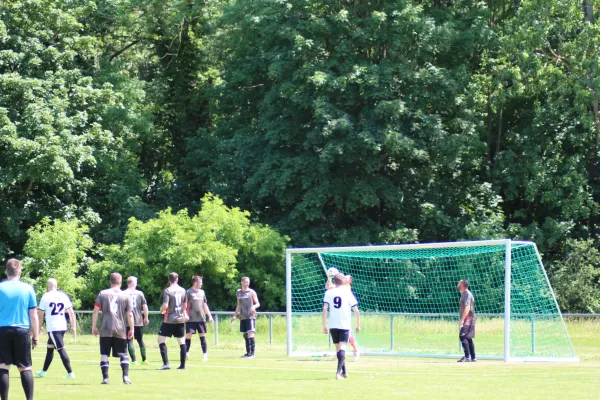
139, 340, 147, 361
249, 337, 255, 355
342, 359, 346, 375
179, 344, 187, 368
185, 339, 191, 353
120, 357, 130, 378
468, 339, 476, 359
20, 370, 34, 400
461, 338, 471, 358
58, 348, 73, 374
159, 343, 169, 365
43, 347, 55, 371
200, 336, 207, 354
244, 336, 250, 355
336, 350, 346, 375
100, 361, 109, 380
128, 339, 137, 363
0, 369, 9, 400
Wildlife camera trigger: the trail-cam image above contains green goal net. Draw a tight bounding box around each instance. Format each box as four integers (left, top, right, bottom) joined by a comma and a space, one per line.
285, 240, 577, 362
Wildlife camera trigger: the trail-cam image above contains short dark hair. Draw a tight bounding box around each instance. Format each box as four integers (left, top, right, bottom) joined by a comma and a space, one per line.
192, 276, 203, 283
6, 259, 21, 277
460, 279, 469, 289
168, 272, 179, 283
110, 272, 122, 285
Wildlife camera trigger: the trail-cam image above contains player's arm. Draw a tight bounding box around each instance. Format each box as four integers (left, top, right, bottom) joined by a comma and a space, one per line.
459, 305, 470, 328
325, 279, 333, 290
231, 295, 240, 323
67, 307, 76, 335
37, 309, 45, 336
204, 302, 213, 323
127, 310, 134, 338
160, 290, 169, 314
251, 291, 260, 312
92, 303, 101, 336
29, 307, 39, 349
353, 306, 360, 334
143, 303, 149, 325
321, 303, 329, 334
182, 296, 189, 322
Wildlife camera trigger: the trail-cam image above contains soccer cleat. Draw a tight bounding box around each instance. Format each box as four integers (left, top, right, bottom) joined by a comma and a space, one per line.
36, 370, 47, 378
471, 358, 478, 362
246, 354, 255, 359
101, 378, 109, 385
123, 376, 132, 384
66, 373, 76, 380
202, 354, 208, 362
342, 373, 349, 379
140, 360, 149, 365
157, 364, 171, 370
240, 354, 250, 358
336, 373, 344, 380
457, 357, 471, 363
176, 366, 186, 370
131, 361, 139, 366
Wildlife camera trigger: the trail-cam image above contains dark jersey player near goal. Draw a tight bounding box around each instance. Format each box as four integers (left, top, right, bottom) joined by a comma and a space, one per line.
157, 272, 188, 370
322, 273, 360, 380
185, 276, 213, 361
92, 273, 134, 385
124, 276, 149, 365
457, 279, 477, 362
0, 259, 39, 400
230, 277, 260, 358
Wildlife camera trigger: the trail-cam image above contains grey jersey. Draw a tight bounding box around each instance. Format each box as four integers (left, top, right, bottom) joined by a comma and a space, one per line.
125, 288, 147, 327
186, 288, 207, 322
236, 289, 257, 320
163, 285, 187, 324
95, 288, 132, 339
459, 290, 476, 324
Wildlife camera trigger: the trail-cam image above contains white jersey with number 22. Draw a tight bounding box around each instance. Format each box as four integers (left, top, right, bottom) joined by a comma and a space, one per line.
39, 290, 73, 332
323, 287, 358, 330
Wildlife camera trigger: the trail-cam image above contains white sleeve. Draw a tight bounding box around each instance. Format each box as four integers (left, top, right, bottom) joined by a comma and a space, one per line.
38, 295, 48, 311
64, 293, 73, 310
323, 290, 332, 305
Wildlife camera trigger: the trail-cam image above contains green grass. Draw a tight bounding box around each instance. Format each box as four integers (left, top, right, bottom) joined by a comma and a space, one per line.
4, 318, 600, 399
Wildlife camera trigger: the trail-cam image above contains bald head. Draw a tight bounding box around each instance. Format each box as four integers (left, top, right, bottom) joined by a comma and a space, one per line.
47, 278, 58, 290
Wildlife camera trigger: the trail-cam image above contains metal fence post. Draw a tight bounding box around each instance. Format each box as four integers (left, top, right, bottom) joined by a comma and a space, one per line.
531, 316, 535, 355
215, 314, 219, 346
269, 313, 273, 345
390, 314, 395, 352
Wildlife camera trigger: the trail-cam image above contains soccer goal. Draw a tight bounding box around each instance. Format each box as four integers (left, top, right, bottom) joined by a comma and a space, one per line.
286, 240, 578, 362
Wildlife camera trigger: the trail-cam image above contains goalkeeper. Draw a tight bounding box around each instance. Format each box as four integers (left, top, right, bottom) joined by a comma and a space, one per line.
457, 280, 476, 362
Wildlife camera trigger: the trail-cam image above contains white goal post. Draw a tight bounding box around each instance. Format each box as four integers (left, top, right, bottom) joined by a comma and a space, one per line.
286, 240, 578, 362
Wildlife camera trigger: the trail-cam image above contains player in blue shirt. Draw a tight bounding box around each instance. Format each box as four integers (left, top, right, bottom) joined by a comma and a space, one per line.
0, 259, 39, 400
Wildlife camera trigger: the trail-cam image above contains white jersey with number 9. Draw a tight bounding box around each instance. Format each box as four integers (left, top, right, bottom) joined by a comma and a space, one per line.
39, 290, 73, 332
323, 287, 358, 330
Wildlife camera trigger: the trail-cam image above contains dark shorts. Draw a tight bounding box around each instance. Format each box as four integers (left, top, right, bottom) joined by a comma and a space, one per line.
330, 329, 350, 344
99, 337, 128, 358
459, 323, 476, 340
0, 327, 32, 368
47, 331, 66, 350
186, 321, 207, 334
158, 323, 185, 339
240, 319, 256, 333
126, 326, 144, 342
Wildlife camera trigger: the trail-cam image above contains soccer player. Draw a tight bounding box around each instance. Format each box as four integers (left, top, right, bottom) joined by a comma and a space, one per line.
457, 279, 477, 363
185, 276, 213, 361
0, 259, 39, 400
157, 272, 188, 370
230, 277, 260, 358
124, 276, 149, 365
92, 273, 134, 384
36, 278, 76, 379
322, 273, 360, 380
343, 275, 360, 360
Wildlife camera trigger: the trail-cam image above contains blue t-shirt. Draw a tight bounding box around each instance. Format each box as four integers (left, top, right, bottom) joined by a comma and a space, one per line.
0, 280, 37, 329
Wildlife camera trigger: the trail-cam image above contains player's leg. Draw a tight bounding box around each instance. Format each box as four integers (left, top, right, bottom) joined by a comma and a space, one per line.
240, 320, 250, 358
0, 328, 11, 399
0, 363, 8, 400
246, 320, 256, 358
185, 323, 195, 359
348, 330, 359, 360
115, 339, 131, 384
468, 339, 476, 361
157, 323, 172, 370
14, 328, 34, 400
458, 327, 471, 362
99, 337, 111, 384
53, 332, 74, 377
199, 322, 208, 361
330, 329, 347, 380
126, 326, 137, 364
135, 327, 147, 364
37, 334, 55, 377
176, 324, 187, 369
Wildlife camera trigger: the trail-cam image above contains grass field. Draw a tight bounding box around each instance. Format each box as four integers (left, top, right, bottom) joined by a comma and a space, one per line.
4, 318, 600, 399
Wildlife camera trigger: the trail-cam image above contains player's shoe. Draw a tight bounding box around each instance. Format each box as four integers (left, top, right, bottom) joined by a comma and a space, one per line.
202, 354, 208, 362
246, 354, 255, 359
336, 373, 345, 380
457, 357, 471, 363
158, 364, 171, 370
140, 360, 149, 365
176, 366, 186, 370
342, 373, 349, 379
123, 376, 132, 384
65, 373, 76, 380
131, 361, 139, 366
101, 378, 109, 385
471, 358, 477, 362
36, 370, 47, 378
240, 354, 250, 358
354, 349, 360, 361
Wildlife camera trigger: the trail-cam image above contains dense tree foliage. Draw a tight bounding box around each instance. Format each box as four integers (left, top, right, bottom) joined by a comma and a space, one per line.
1, 0, 599, 311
